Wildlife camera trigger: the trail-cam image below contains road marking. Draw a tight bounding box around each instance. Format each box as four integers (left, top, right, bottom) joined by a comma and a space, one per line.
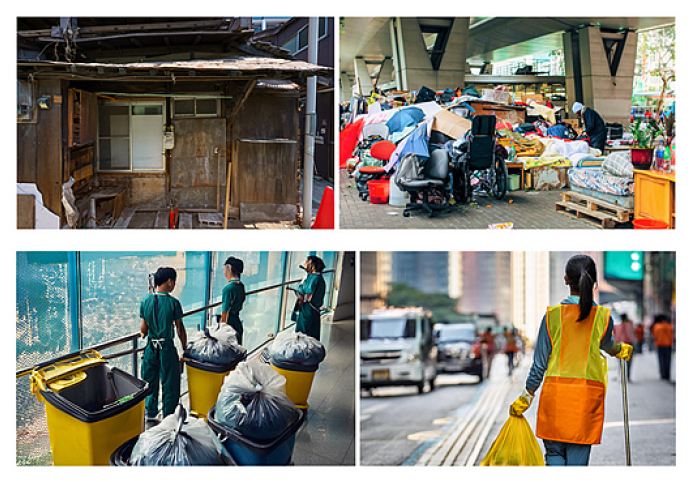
407, 430, 446, 441
603, 418, 676, 429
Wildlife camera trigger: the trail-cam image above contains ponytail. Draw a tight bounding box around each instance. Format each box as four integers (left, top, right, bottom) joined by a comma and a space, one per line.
577, 269, 595, 321
565, 255, 598, 321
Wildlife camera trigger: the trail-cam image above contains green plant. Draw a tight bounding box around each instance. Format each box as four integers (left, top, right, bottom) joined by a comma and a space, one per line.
629, 117, 664, 148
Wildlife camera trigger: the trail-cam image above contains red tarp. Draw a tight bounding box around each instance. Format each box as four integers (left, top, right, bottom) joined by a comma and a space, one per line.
339, 118, 364, 169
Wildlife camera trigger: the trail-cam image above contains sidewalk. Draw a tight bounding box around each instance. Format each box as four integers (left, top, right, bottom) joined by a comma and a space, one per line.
475, 349, 676, 466
339, 170, 599, 229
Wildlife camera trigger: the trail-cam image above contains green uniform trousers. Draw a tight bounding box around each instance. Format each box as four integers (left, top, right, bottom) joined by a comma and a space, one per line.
142, 339, 180, 418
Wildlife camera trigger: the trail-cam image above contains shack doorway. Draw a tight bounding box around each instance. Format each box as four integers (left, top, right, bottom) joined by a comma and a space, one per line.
169, 118, 227, 210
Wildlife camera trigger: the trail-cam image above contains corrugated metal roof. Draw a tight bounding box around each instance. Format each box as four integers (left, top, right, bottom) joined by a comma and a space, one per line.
255, 79, 300, 90
18, 57, 332, 78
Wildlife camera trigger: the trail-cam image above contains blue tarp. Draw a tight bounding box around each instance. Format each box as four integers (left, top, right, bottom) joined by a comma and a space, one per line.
386, 107, 425, 134
400, 123, 430, 159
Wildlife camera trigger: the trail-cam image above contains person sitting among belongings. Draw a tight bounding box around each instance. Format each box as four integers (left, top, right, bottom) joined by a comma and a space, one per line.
572, 102, 607, 153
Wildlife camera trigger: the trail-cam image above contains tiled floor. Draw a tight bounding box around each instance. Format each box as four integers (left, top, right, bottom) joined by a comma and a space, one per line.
292, 317, 356, 465
339, 170, 601, 229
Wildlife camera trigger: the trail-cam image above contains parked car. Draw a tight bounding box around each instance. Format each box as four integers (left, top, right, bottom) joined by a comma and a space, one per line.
433, 323, 487, 381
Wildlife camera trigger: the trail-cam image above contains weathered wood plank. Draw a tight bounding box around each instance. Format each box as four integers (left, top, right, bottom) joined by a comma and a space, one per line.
155, 211, 169, 229
113, 207, 137, 229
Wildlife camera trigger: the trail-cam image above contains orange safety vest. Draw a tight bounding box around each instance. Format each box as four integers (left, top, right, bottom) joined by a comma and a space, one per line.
536, 304, 610, 445
653, 322, 674, 347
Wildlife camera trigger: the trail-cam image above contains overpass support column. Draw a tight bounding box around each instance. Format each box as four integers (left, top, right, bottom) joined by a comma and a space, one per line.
390, 17, 469, 91
354, 57, 373, 96
340, 72, 353, 103
563, 26, 638, 126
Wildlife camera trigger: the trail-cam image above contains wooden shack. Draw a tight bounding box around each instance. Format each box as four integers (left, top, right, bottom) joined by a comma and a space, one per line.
17, 17, 332, 228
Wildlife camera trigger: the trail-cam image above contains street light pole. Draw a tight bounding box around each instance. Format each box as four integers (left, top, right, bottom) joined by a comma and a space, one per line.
302, 18, 318, 229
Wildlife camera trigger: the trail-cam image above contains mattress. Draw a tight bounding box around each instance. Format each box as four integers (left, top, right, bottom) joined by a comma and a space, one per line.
568, 168, 633, 196
521, 157, 571, 169
569, 185, 634, 209
572, 157, 604, 168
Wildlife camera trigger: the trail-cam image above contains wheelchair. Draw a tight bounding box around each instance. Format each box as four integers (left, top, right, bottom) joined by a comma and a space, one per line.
452, 115, 508, 203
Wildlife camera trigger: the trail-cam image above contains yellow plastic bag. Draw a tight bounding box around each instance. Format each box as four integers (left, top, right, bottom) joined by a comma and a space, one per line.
479, 415, 545, 466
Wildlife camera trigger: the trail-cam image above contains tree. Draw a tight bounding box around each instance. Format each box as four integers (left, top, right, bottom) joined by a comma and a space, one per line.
387, 283, 467, 323
640, 26, 675, 119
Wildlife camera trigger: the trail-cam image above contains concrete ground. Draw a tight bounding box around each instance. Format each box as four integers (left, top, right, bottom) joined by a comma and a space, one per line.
114, 173, 332, 230
339, 170, 600, 229
473, 349, 675, 466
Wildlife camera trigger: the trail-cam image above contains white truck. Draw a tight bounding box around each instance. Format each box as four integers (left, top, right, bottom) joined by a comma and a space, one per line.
360, 307, 437, 394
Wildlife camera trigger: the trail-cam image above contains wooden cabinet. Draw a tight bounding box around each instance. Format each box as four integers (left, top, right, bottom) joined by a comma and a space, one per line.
634, 170, 676, 229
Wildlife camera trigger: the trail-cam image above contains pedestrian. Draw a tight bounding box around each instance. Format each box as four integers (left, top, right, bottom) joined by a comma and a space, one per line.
504, 327, 518, 376
140, 267, 187, 422
572, 102, 608, 153
295, 255, 326, 341
481, 327, 496, 375
509, 254, 632, 466
652, 314, 674, 381
614, 314, 636, 381
220, 256, 246, 345
634, 323, 645, 354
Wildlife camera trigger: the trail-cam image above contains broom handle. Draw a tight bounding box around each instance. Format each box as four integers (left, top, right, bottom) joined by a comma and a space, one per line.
620, 358, 632, 466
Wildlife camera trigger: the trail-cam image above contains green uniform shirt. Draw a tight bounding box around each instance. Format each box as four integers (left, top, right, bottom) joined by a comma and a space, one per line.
140, 292, 183, 340
296, 273, 326, 340
222, 280, 245, 339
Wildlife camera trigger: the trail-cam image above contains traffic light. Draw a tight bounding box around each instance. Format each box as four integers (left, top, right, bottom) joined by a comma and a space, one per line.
604, 251, 644, 281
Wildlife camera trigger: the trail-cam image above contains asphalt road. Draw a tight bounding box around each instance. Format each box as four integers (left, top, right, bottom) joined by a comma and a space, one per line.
360, 373, 484, 466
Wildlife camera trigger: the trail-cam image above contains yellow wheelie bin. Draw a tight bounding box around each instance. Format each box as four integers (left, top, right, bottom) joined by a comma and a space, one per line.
30, 350, 149, 466
268, 364, 317, 409
183, 350, 246, 420
267, 331, 325, 409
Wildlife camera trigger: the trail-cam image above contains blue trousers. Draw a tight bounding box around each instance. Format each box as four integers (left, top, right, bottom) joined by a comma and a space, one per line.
543, 440, 592, 466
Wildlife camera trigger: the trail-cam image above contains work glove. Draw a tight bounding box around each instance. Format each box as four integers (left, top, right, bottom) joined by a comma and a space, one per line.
509, 388, 534, 417
614, 342, 633, 361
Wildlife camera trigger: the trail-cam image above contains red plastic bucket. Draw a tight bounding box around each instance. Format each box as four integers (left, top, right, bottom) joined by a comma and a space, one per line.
633, 219, 668, 229
367, 178, 390, 204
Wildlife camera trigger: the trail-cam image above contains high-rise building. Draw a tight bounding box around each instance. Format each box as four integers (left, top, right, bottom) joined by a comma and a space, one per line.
391, 252, 449, 295
458, 252, 512, 325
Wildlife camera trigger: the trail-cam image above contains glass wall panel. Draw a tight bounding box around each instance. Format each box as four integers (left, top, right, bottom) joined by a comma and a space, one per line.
16, 252, 71, 466
210, 252, 286, 352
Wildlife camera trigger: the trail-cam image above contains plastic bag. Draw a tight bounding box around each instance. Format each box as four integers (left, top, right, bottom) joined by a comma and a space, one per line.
479, 415, 545, 466
185, 322, 245, 365
214, 359, 300, 441
267, 330, 326, 370
131, 405, 226, 465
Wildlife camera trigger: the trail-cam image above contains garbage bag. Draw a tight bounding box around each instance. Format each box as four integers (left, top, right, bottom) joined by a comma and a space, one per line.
214, 359, 300, 442
267, 330, 326, 371
479, 415, 545, 466
131, 405, 226, 465
185, 323, 245, 366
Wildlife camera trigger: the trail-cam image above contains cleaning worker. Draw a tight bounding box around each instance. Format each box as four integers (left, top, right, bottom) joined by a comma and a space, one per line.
481, 327, 496, 375
504, 327, 518, 376
220, 256, 246, 345
295, 255, 326, 341
614, 313, 636, 381
509, 254, 633, 466
140, 267, 187, 422
572, 102, 607, 153
652, 314, 674, 381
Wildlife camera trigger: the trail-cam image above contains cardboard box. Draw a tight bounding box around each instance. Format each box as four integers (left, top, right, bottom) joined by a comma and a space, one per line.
528, 166, 570, 191
432, 109, 472, 139
563, 119, 581, 129
521, 93, 544, 103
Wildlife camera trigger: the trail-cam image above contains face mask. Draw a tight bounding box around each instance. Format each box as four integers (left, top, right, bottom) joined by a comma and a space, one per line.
299, 264, 308, 272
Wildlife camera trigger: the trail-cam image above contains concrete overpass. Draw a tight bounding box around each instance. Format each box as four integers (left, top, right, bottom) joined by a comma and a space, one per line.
340, 17, 674, 125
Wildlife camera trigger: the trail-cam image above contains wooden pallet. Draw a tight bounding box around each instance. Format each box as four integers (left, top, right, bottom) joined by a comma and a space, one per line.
555, 191, 632, 228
